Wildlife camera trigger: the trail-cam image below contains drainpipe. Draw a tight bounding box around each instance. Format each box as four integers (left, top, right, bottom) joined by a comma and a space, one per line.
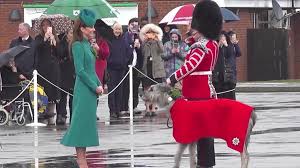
148, 0, 152, 23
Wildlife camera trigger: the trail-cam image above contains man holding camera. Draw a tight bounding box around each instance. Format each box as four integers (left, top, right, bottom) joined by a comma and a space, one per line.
121, 18, 143, 116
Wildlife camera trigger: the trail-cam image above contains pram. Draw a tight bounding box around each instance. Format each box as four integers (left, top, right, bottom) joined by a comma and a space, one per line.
0, 84, 33, 126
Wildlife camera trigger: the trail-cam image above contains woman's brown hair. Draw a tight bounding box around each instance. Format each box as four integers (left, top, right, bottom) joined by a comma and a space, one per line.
40, 19, 59, 43
72, 18, 87, 44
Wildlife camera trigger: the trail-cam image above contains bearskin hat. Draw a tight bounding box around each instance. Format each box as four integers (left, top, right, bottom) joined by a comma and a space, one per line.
191, 0, 223, 40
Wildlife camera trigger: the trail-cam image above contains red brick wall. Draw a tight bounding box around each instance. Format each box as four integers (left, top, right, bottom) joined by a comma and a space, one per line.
0, 0, 54, 51
284, 13, 300, 79
291, 13, 300, 79
0, 3, 24, 51
288, 25, 296, 79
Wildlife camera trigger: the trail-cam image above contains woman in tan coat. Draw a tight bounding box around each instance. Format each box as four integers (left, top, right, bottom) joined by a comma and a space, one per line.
140, 23, 166, 89
139, 23, 166, 116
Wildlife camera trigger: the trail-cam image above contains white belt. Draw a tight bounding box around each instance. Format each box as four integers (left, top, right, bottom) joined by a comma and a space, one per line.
190, 71, 212, 75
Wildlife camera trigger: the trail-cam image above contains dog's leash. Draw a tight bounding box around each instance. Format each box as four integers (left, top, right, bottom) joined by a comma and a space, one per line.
167, 118, 173, 128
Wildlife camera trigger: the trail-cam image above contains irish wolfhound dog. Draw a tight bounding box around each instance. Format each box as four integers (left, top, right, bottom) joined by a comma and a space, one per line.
141, 83, 257, 168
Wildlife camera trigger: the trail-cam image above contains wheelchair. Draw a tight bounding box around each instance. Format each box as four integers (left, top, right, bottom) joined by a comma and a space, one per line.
0, 84, 33, 126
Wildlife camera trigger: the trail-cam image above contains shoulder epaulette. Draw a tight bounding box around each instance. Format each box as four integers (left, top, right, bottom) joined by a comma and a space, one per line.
190, 38, 209, 54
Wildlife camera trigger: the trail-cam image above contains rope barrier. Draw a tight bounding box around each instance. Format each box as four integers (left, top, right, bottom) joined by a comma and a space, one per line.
133, 67, 159, 84
216, 88, 236, 95
35, 68, 234, 102
37, 72, 74, 96
0, 68, 236, 130
100, 70, 130, 98
37, 70, 130, 99
133, 67, 235, 94
2, 78, 34, 108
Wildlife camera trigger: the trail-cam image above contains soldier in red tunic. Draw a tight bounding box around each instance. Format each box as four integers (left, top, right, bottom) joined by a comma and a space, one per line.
167, 1, 255, 167
166, 1, 223, 167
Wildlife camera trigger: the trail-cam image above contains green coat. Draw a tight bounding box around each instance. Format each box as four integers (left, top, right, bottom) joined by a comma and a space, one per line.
61, 38, 100, 147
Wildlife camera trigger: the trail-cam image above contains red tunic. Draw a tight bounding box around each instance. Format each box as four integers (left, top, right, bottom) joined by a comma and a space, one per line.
169, 38, 254, 153
170, 38, 219, 99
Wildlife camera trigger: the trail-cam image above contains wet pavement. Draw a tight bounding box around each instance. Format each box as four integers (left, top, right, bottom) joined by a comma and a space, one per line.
1, 92, 300, 167
237, 82, 300, 92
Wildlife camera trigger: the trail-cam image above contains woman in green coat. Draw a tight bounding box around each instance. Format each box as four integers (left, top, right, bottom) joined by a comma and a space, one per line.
61, 9, 103, 168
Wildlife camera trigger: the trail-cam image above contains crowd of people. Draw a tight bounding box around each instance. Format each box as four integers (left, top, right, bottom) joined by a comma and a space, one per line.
0, 13, 242, 125
0, 0, 246, 167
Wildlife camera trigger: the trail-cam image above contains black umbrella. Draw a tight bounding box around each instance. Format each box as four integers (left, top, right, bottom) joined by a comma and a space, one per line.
95, 19, 113, 42
0, 45, 30, 67
220, 8, 240, 22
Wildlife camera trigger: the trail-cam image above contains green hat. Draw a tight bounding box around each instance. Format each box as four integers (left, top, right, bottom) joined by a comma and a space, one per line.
79, 9, 96, 27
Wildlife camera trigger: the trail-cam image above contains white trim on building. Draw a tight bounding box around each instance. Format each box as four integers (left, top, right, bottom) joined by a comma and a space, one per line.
223, 0, 300, 8
102, 6, 138, 25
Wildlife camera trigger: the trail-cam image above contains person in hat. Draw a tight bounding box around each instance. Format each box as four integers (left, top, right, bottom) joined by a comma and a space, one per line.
140, 23, 166, 116
160, 24, 177, 44
60, 9, 103, 168
166, 0, 223, 167
162, 28, 188, 77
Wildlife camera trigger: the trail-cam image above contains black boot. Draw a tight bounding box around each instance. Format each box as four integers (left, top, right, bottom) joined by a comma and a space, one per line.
56, 114, 66, 125
150, 112, 157, 117
144, 112, 151, 117
110, 112, 119, 120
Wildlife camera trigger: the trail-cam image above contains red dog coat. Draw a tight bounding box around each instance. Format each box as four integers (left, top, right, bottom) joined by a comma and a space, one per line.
170, 98, 254, 153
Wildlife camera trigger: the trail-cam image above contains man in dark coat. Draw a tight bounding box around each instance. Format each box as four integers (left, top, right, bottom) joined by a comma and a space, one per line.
122, 18, 144, 115
227, 30, 242, 88
107, 22, 131, 118
213, 31, 236, 100
7, 23, 35, 120
9, 23, 36, 80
